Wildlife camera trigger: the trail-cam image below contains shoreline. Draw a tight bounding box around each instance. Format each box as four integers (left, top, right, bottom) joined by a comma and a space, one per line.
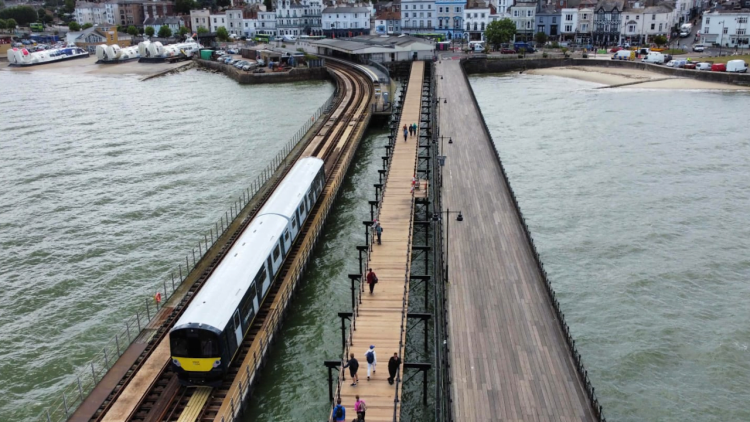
0, 55, 192, 77
527, 66, 750, 90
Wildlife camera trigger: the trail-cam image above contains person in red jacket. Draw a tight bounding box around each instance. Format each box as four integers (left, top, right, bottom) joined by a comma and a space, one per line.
366, 268, 378, 294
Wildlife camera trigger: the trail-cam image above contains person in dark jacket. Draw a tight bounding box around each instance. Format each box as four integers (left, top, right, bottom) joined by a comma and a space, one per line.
387, 352, 401, 385
366, 268, 377, 294
332, 398, 346, 422
343, 353, 359, 386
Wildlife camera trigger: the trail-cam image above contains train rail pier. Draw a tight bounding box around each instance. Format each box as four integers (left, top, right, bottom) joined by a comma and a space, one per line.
327, 60, 426, 422
434, 60, 602, 421
62, 61, 374, 422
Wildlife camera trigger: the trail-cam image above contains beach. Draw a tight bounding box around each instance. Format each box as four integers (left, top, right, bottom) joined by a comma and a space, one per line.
527, 66, 750, 90
0, 55, 192, 77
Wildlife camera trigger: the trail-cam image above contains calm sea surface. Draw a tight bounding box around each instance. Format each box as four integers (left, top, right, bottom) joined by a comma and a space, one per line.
0, 69, 333, 421
471, 74, 750, 422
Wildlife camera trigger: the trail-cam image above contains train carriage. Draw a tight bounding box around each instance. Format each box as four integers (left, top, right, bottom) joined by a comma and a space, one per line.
170, 157, 325, 385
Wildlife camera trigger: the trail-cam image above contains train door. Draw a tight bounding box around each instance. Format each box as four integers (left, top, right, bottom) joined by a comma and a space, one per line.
297, 200, 307, 224
290, 213, 299, 240
270, 241, 282, 273
264, 257, 273, 294
232, 310, 243, 347
281, 229, 291, 257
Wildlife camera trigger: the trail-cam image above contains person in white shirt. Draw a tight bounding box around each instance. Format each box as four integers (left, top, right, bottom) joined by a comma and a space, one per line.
364, 345, 377, 381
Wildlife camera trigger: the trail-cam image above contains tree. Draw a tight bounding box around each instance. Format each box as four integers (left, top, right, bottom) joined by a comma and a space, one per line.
0, 20, 6, 31
145, 26, 155, 37
197, 25, 208, 34
217, 0, 230, 7
263, 0, 273, 11
68, 21, 79, 31
6, 18, 16, 30
653, 35, 667, 47
175, 0, 196, 15
534, 31, 547, 46
64, 0, 75, 13
179, 25, 189, 36
216, 26, 229, 41
484, 18, 516, 50
0, 6, 38, 26
127, 25, 138, 36
157, 25, 172, 38
82, 22, 93, 29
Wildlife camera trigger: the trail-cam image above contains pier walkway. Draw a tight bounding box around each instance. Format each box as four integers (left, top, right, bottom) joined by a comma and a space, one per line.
333, 61, 424, 422
436, 60, 596, 421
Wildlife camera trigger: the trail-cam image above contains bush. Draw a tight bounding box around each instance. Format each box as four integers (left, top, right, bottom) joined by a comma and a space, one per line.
551, 41, 560, 48
542, 52, 548, 58
68, 21, 79, 31
281, 44, 286, 48
517, 53, 523, 58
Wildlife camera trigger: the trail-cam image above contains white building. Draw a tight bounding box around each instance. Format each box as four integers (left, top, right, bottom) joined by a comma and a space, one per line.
464, 0, 491, 41
374, 9, 402, 34
561, 7, 579, 40
510, 0, 536, 41
258, 10, 277, 36
242, 18, 259, 37
210, 14, 227, 33
226, 9, 244, 36
190, 9, 211, 32
322, 5, 371, 37
104, 3, 119, 26
620, 4, 674, 44
401, 0, 437, 33
701, 9, 750, 48
75, 2, 113, 25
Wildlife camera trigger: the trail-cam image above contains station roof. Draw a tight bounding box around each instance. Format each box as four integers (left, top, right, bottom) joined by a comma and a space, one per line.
313, 35, 435, 54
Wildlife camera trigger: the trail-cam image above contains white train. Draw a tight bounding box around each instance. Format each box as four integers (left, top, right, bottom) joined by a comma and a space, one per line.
95, 44, 140, 63
169, 157, 326, 386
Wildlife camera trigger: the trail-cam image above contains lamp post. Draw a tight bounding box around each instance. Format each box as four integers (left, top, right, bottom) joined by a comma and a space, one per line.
432, 209, 464, 284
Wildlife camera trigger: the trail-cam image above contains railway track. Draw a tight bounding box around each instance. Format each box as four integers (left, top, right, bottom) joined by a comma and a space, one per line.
86, 61, 373, 422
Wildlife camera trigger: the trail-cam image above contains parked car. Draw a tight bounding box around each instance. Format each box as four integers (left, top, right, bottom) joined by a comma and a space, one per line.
696, 62, 712, 71
726, 59, 748, 73
234, 60, 249, 68
684, 62, 696, 69
612, 50, 635, 60
642, 52, 665, 64
692, 44, 705, 52
711, 63, 726, 72
673, 59, 687, 68
214, 50, 226, 56
500, 48, 516, 54
227, 59, 238, 65
610, 46, 623, 52
227, 48, 238, 54
665, 60, 677, 67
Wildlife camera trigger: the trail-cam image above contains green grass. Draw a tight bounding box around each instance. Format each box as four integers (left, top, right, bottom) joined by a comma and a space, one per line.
662, 49, 686, 55
698, 54, 750, 64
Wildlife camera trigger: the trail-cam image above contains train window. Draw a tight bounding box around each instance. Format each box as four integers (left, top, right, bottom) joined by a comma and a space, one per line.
292, 218, 297, 229
201, 339, 216, 356
171, 330, 219, 358
284, 230, 290, 240
240, 290, 254, 323
233, 312, 241, 330
253, 266, 267, 287
308, 192, 314, 205
273, 244, 280, 260
171, 336, 188, 356
299, 204, 305, 215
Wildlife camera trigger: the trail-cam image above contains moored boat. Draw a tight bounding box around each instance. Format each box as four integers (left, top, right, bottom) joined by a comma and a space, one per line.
7, 46, 89, 67
95, 44, 140, 64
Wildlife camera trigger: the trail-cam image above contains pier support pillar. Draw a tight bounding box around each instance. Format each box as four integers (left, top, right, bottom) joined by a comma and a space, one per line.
348, 274, 361, 313
403, 362, 432, 406
337, 312, 353, 353
323, 361, 341, 402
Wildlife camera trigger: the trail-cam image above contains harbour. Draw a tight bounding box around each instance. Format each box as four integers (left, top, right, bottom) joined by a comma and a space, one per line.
2, 48, 750, 422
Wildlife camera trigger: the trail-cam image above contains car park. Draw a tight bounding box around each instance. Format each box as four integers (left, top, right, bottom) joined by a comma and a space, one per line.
696, 62, 712, 71
692, 44, 705, 52
711, 63, 726, 71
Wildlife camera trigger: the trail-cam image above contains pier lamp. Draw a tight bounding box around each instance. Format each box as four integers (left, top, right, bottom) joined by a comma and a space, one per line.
432, 209, 464, 284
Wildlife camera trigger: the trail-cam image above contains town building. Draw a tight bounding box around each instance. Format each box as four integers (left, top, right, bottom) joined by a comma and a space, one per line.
311, 34, 435, 61
620, 3, 674, 45
258, 10, 277, 36
436, 0, 464, 39
210, 13, 228, 32
700, 7, 750, 48
190, 9, 211, 33
104, 2, 120, 26
144, 16, 184, 35
67, 24, 132, 52
322, 5, 371, 37
560, 1, 580, 42
510, 0, 537, 41
225, 9, 244, 37
142, 1, 174, 20
464, 0, 491, 41
536, 3, 562, 40
374, 9, 402, 34
75, 2, 113, 25
576, 0, 596, 44
592, 0, 624, 45
400, 0, 436, 33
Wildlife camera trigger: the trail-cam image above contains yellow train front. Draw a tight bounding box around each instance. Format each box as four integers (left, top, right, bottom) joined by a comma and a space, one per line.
169, 157, 325, 386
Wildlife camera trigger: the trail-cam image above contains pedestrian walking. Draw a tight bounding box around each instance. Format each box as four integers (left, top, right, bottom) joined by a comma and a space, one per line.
343, 353, 360, 386
387, 352, 401, 385
355, 395, 367, 421
412, 123, 418, 137
366, 268, 378, 294
365, 345, 377, 380
403, 126, 408, 142
375, 222, 383, 245
332, 398, 346, 422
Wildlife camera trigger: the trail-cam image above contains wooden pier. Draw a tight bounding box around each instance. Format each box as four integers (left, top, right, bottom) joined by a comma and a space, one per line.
333, 61, 425, 422
436, 59, 597, 421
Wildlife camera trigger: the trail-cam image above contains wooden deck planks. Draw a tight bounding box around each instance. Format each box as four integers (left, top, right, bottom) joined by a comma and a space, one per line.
335, 61, 425, 422
437, 60, 595, 422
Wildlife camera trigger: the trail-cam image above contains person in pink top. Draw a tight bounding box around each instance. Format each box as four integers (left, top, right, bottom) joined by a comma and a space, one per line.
354, 395, 367, 421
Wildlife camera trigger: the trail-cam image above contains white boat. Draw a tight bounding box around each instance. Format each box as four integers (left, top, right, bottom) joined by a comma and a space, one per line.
95, 44, 140, 63
7, 46, 89, 67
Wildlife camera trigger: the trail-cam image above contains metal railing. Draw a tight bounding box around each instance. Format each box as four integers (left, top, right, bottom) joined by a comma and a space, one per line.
36, 92, 336, 422
457, 58, 606, 422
